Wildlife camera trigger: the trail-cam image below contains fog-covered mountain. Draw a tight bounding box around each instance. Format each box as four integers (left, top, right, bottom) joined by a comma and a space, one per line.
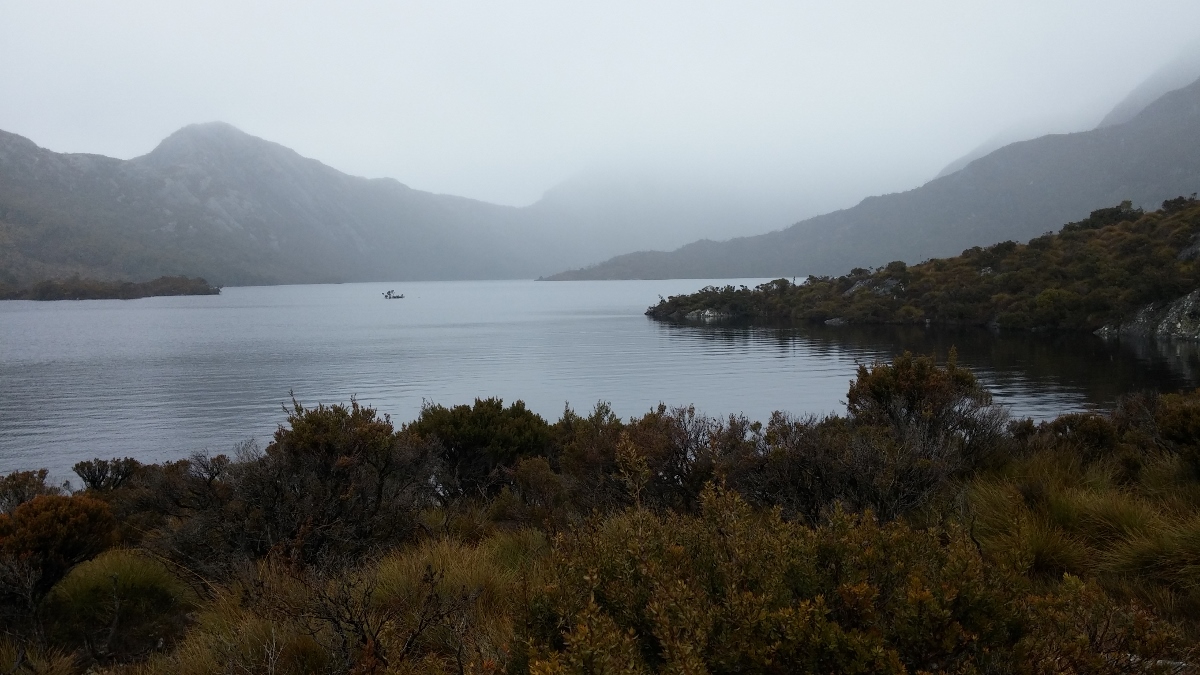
544, 76, 1200, 280
1097, 45, 1200, 128
0, 123, 799, 286
524, 172, 810, 255
933, 44, 1200, 181
0, 123, 537, 285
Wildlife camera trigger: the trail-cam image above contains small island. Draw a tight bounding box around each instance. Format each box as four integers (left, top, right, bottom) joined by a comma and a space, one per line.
647, 196, 1200, 339
0, 275, 220, 301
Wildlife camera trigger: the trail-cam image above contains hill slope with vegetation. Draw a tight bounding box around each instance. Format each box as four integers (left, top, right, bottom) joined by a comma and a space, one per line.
647, 197, 1200, 334
2, 355, 1200, 672
0, 124, 794, 288
9, 123, 782, 288
0, 275, 219, 300
0, 123, 550, 286
546, 75, 1200, 280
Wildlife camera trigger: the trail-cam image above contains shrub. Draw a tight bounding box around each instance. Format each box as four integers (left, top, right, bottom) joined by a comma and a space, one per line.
45, 549, 198, 664
154, 399, 441, 569
74, 457, 142, 491
0, 468, 63, 515
846, 351, 1004, 456
408, 398, 552, 497
130, 590, 332, 675
1157, 390, 1200, 478
529, 486, 1022, 674
0, 494, 116, 601
748, 352, 1008, 521
1018, 575, 1195, 674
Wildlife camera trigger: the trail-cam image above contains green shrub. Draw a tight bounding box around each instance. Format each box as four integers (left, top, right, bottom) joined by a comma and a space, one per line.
530, 486, 1022, 674
408, 398, 552, 497
45, 549, 198, 664
130, 591, 332, 675
1158, 390, 1200, 478
1017, 575, 1195, 674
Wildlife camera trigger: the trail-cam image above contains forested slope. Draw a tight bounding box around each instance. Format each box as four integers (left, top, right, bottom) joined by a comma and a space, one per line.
647, 197, 1200, 333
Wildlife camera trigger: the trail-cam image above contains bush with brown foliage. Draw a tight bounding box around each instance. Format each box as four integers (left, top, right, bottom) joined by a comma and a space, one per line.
0, 468, 64, 514
0, 494, 117, 636
527, 486, 1195, 674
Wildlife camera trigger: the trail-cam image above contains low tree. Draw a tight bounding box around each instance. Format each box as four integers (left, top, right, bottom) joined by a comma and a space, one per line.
0, 469, 63, 515
408, 398, 552, 498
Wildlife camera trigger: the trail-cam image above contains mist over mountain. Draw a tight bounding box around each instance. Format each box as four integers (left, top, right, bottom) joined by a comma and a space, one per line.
9, 54, 1200, 288
0, 123, 527, 285
933, 43, 1200, 182
933, 121, 1081, 181
544, 75, 1200, 281
524, 171, 812, 254
1097, 43, 1200, 128
0, 123, 805, 286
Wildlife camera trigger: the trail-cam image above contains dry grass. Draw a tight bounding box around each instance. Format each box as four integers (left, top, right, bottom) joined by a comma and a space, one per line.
0, 637, 75, 675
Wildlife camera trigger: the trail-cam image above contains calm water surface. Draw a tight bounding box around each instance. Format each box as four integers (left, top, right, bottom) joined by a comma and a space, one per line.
3, 279, 1199, 477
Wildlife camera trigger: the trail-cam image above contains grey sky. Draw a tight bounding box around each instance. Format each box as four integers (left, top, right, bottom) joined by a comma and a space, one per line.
3, 1, 1199, 212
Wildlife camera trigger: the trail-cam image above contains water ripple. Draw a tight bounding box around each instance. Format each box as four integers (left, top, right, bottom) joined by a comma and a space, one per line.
3, 280, 1198, 478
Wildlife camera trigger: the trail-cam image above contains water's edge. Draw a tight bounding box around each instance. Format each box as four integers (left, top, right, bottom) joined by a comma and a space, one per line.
2, 280, 1195, 478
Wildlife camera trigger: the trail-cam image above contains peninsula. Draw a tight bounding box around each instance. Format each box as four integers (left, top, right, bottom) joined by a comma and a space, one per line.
647, 197, 1200, 340
0, 275, 220, 301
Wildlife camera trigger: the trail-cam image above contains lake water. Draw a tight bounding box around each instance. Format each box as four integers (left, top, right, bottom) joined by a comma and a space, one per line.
3, 279, 1199, 479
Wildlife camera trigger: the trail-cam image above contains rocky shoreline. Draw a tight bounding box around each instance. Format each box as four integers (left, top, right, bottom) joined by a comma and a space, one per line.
1095, 289, 1200, 341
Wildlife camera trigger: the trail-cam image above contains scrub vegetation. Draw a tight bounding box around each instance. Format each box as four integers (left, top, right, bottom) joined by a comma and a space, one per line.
0, 275, 219, 301
646, 197, 1200, 331
2, 355, 1199, 673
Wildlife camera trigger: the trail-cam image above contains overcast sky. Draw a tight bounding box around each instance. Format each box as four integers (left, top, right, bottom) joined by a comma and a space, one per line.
3, 1, 1200, 210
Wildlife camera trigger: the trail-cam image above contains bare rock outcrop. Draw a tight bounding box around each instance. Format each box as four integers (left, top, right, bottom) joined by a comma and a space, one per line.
1095, 289, 1200, 341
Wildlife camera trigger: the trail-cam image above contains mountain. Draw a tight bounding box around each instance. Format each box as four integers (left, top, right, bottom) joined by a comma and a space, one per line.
0, 122, 547, 285
934, 44, 1200, 182
0, 123, 807, 286
1097, 44, 1200, 128
544, 76, 1200, 281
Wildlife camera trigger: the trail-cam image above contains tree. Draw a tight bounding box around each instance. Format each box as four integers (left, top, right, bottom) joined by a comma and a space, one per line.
408, 398, 552, 498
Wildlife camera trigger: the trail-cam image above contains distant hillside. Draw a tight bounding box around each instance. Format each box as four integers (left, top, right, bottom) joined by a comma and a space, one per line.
545, 76, 1200, 281
0, 275, 219, 301
1097, 44, 1200, 128
0, 123, 547, 285
0, 123, 805, 287
645, 197, 1200, 335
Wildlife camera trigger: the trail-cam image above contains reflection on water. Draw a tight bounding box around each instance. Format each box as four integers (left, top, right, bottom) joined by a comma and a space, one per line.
658, 321, 1200, 420
1, 279, 1197, 478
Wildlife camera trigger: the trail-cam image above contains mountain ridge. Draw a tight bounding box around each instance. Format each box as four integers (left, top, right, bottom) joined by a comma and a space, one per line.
0, 123, 572, 285
0, 122, 809, 286
544, 76, 1200, 280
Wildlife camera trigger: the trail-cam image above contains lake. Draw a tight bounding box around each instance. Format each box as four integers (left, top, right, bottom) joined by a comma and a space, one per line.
2, 279, 1198, 479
